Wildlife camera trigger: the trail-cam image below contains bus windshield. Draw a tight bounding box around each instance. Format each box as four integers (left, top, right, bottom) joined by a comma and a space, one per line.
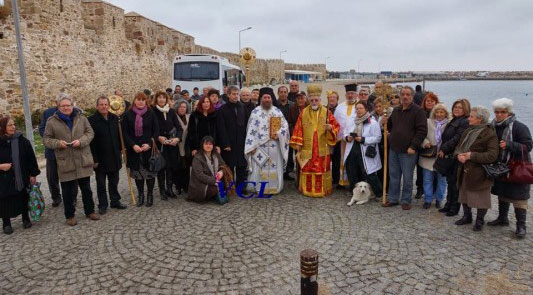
174, 62, 219, 81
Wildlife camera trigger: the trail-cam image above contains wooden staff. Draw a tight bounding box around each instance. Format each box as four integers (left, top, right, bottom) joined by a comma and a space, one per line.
118, 120, 136, 205
109, 95, 136, 205
381, 111, 389, 205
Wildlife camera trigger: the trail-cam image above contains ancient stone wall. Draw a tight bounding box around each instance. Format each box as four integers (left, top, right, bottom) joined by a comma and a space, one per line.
0, 0, 324, 116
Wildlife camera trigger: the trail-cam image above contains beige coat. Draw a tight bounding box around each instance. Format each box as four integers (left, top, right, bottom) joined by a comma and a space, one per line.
43, 112, 95, 182
419, 118, 447, 171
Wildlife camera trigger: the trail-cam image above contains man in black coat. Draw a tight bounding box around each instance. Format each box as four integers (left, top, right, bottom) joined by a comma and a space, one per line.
413, 85, 426, 106
217, 86, 249, 185
88, 96, 127, 214
287, 80, 300, 103
277, 86, 294, 180
39, 101, 62, 207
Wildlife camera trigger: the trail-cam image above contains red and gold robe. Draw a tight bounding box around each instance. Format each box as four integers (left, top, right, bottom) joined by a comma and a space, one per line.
289, 105, 340, 197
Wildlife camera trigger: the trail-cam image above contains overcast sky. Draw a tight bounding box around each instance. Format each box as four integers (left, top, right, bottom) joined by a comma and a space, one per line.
107, 0, 533, 72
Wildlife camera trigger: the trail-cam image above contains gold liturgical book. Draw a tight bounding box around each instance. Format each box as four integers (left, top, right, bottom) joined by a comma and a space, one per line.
270, 116, 282, 139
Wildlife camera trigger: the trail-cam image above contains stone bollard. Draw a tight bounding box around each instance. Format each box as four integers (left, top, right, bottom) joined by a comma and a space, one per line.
300, 249, 319, 295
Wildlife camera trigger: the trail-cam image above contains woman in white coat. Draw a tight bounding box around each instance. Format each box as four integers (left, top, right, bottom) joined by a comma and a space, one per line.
344, 102, 383, 197
419, 103, 449, 209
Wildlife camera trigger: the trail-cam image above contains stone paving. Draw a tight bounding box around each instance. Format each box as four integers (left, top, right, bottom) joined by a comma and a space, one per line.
0, 169, 532, 295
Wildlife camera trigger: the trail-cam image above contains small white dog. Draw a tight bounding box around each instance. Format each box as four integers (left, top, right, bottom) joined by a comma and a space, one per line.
347, 181, 374, 206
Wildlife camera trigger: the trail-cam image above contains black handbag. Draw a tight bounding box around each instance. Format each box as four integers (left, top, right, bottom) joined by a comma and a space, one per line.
482, 162, 509, 180
148, 138, 166, 173
420, 145, 438, 158
433, 154, 455, 176
365, 144, 377, 158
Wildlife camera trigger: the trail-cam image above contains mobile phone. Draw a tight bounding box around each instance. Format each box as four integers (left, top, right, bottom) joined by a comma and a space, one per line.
66, 142, 73, 147
350, 132, 357, 138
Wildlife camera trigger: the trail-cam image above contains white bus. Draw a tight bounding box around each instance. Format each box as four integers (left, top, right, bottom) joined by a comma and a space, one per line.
172, 54, 245, 93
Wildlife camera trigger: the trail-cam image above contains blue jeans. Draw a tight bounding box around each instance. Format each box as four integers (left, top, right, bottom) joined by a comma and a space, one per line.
388, 150, 418, 204
422, 168, 447, 203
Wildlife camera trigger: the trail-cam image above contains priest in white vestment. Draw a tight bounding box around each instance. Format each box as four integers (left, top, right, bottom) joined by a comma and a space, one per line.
244, 88, 290, 195
333, 83, 360, 188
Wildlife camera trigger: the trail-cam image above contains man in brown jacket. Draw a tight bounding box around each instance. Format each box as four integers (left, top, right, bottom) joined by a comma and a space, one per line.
382, 86, 428, 210
43, 95, 100, 226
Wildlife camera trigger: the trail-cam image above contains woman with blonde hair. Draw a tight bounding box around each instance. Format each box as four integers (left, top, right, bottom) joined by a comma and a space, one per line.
419, 103, 449, 209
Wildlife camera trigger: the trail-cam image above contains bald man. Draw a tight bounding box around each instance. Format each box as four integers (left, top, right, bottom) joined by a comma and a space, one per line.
287, 81, 299, 103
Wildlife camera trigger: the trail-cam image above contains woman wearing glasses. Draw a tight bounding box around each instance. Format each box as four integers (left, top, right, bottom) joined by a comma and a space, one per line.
488, 98, 532, 238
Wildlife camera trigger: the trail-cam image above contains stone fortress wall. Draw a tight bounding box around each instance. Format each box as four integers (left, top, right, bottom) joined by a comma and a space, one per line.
0, 0, 326, 115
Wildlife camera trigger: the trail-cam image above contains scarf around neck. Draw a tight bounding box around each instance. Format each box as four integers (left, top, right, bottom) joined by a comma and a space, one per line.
8, 132, 24, 192
56, 109, 77, 130
434, 118, 448, 147
454, 124, 489, 156
492, 113, 516, 161
132, 106, 148, 137
156, 104, 170, 120
354, 112, 371, 137
204, 152, 219, 177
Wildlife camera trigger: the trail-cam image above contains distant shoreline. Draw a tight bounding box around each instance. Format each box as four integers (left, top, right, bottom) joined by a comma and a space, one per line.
326, 77, 533, 85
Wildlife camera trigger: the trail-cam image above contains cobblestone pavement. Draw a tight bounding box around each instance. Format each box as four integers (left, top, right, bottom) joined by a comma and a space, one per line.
0, 170, 531, 295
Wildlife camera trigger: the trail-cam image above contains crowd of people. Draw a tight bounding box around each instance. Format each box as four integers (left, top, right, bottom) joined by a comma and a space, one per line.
0, 81, 531, 239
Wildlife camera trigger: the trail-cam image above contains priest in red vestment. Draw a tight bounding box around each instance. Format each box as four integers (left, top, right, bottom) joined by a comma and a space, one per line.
289, 84, 340, 197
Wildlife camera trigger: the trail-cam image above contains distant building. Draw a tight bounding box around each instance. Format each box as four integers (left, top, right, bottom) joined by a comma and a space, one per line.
285, 70, 323, 83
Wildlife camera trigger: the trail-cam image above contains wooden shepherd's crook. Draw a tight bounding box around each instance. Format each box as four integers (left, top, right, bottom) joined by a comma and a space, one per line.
381, 111, 389, 205
118, 121, 137, 205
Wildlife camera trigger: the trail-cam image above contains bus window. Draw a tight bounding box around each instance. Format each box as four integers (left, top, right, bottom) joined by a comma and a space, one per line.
224, 69, 240, 87
174, 62, 219, 81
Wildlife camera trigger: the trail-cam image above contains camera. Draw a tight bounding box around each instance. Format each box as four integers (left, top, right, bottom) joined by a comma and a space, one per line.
350, 132, 358, 138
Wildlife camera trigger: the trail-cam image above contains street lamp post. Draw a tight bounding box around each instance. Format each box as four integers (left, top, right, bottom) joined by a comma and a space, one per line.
325, 57, 330, 80
279, 50, 287, 83
11, 0, 35, 146
238, 26, 252, 52
279, 50, 287, 60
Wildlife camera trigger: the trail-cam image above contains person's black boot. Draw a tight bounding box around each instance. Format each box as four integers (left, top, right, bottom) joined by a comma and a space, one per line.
487, 201, 510, 226
438, 201, 450, 213
473, 209, 487, 231
146, 178, 155, 207
167, 181, 178, 199
283, 172, 294, 181
52, 198, 62, 208
455, 204, 472, 225
515, 208, 527, 238
446, 202, 461, 216
135, 180, 145, 207
2, 218, 13, 235
157, 174, 168, 200
22, 213, 32, 229
159, 186, 168, 201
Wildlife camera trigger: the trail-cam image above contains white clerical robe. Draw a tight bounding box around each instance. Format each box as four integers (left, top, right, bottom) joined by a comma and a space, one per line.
244, 106, 290, 194
333, 101, 358, 186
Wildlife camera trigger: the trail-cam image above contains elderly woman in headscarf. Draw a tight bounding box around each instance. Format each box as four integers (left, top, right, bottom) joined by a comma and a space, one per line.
0, 116, 40, 234
488, 98, 533, 238
454, 106, 499, 231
